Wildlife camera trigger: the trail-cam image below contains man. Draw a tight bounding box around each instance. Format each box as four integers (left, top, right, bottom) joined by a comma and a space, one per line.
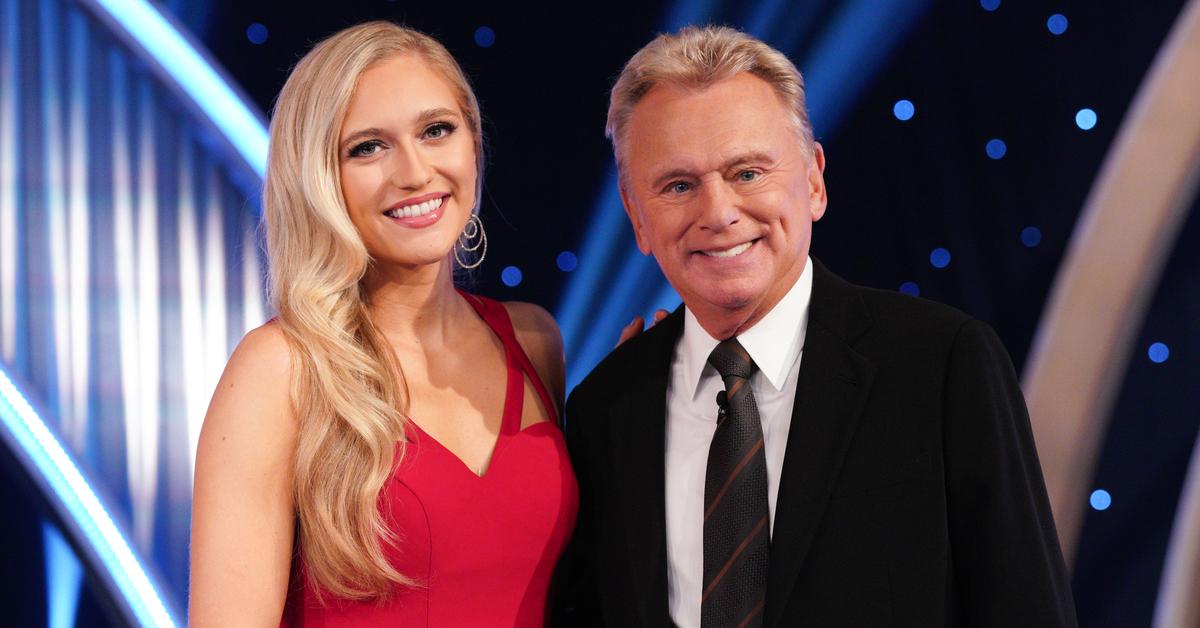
554, 26, 1077, 627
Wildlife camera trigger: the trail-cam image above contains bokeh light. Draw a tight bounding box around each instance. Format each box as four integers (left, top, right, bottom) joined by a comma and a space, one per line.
246, 23, 268, 45
474, 26, 496, 48
893, 99, 915, 121
1148, 342, 1170, 363
986, 138, 1007, 160
930, 248, 951, 269
1090, 489, 1112, 511
501, 265, 522, 287
1047, 13, 1069, 35
556, 251, 578, 272
1076, 108, 1097, 130
899, 281, 920, 296
1021, 226, 1042, 248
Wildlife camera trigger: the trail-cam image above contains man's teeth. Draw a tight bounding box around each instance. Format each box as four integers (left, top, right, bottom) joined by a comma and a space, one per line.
702, 241, 753, 258
385, 196, 444, 219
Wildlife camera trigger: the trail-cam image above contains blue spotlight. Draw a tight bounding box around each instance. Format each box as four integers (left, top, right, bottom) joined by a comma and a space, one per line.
1148, 342, 1170, 363
899, 281, 920, 296
1090, 489, 1112, 511
893, 99, 915, 121
556, 251, 578, 273
474, 26, 496, 48
930, 248, 951, 269
980, 0, 1000, 11
1021, 226, 1042, 248
245, 23, 268, 45
986, 138, 1007, 160
1075, 108, 1097, 130
501, 265, 523, 287
1047, 14, 1068, 35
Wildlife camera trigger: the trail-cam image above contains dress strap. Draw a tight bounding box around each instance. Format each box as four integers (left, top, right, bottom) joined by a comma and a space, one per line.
460, 292, 560, 430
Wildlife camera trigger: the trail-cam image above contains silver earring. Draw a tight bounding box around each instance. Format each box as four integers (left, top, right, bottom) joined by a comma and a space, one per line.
454, 213, 487, 269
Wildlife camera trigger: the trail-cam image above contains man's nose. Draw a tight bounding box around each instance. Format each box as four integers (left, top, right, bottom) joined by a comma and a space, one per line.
389, 141, 434, 190
696, 178, 740, 232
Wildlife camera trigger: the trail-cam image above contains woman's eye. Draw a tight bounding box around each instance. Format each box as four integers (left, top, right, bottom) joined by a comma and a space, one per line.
424, 122, 456, 140
349, 140, 383, 158
737, 170, 759, 182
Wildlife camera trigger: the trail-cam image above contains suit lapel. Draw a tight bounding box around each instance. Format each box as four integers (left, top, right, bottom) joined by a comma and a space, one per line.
612, 308, 683, 627
764, 260, 877, 628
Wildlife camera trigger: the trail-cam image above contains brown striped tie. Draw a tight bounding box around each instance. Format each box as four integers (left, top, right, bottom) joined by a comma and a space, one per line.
702, 338, 769, 628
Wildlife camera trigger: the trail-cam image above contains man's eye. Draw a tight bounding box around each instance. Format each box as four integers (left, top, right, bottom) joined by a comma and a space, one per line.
424, 122, 457, 140
667, 182, 692, 194
737, 170, 759, 182
349, 140, 383, 157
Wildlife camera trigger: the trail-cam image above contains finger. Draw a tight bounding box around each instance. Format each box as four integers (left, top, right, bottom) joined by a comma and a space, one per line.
615, 316, 645, 348
652, 309, 669, 323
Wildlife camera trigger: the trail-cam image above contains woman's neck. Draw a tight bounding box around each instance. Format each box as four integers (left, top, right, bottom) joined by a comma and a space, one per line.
361, 259, 467, 349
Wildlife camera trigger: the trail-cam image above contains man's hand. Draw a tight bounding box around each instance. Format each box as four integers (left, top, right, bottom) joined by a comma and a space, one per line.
616, 310, 670, 348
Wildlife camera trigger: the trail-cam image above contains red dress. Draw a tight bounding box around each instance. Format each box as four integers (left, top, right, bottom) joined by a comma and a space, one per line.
282, 294, 579, 627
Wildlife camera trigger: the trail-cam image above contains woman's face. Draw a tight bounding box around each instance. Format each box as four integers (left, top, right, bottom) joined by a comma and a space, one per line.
338, 53, 477, 271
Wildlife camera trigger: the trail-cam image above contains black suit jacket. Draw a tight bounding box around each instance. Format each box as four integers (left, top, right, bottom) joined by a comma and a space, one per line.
553, 259, 1077, 627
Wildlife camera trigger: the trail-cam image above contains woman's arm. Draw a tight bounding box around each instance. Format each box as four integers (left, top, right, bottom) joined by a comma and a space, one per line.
189, 323, 298, 627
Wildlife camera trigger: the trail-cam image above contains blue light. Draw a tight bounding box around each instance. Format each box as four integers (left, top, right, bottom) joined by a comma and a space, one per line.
92, 0, 268, 177
501, 265, 522, 287
930, 247, 951, 269
556, 251, 578, 272
899, 281, 920, 296
246, 23, 268, 45
1075, 108, 1097, 130
1021, 226, 1042, 247
1090, 489, 1112, 511
986, 138, 1007, 160
1149, 342, 1170, 363
474, 26, 496, 48
45, 522, 83, 628
980, 0, 1000, 11
0, 367, 179, 627
1047, 13, 1068, 35
893, 99, 915, 121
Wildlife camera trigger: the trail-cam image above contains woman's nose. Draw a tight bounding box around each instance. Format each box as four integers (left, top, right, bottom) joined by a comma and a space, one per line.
389, 142, 434, 190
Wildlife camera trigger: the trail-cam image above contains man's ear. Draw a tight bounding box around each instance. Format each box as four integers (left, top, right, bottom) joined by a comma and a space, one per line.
808, 141, 828, 222
619, 180, 652, 255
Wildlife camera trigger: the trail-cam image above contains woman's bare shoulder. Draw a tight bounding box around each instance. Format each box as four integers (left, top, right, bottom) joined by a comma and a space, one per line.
204, 320, 297, 441
501, 301, 564, 399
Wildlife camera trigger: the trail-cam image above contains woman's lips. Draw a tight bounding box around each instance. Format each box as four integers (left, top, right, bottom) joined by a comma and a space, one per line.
384, 195, 447, 229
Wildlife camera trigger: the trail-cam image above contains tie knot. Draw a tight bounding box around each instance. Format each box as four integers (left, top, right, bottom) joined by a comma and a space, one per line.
707, 338, 757, 381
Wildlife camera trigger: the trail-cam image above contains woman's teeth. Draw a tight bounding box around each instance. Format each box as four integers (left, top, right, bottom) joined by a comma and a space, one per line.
385, 196, 444, 219
703, 241, 753, 258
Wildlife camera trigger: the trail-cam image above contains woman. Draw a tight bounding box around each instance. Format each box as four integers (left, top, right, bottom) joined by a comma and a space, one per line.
189, 21, 577, 626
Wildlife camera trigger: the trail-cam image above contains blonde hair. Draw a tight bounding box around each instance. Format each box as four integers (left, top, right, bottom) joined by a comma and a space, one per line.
264, 21, 482, 600
605, 25, 814, 174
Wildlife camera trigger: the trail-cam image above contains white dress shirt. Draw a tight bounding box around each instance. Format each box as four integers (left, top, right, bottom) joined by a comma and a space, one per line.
664, 257, 813, 628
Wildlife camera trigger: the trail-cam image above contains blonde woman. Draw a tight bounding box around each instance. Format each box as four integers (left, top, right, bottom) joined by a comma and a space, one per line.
188, 22, 577, 627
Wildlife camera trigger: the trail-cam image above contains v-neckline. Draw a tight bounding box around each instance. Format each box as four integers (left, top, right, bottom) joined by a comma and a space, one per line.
406, 303, 521, 480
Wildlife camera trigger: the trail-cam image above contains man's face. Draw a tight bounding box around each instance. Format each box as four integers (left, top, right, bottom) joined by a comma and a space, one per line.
619, 73, 827, 334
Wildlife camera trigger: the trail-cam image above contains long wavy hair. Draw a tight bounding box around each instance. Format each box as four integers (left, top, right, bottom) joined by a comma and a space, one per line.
263, 21, 483, 600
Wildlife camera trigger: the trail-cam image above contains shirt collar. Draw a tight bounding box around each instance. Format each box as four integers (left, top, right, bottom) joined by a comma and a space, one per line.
679, 256, 814, 400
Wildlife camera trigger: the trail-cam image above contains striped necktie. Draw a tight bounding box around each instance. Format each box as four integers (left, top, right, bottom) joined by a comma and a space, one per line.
702, 338, 769, 628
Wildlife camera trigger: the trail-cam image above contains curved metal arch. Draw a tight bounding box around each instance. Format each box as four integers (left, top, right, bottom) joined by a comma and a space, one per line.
1020, 0, 1200, 600
79, 0, 269, 179
0, 367, 178, 627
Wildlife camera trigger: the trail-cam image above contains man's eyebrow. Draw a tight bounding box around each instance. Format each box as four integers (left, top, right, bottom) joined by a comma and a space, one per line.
649, 151, 777, 188
338, 108, 463, 151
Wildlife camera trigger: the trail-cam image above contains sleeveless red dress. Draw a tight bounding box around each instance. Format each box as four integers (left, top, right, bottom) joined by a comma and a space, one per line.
281, 294, 578, 627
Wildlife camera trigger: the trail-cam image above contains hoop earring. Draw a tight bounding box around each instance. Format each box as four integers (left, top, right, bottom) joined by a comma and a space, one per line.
454, 213, 487, 270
